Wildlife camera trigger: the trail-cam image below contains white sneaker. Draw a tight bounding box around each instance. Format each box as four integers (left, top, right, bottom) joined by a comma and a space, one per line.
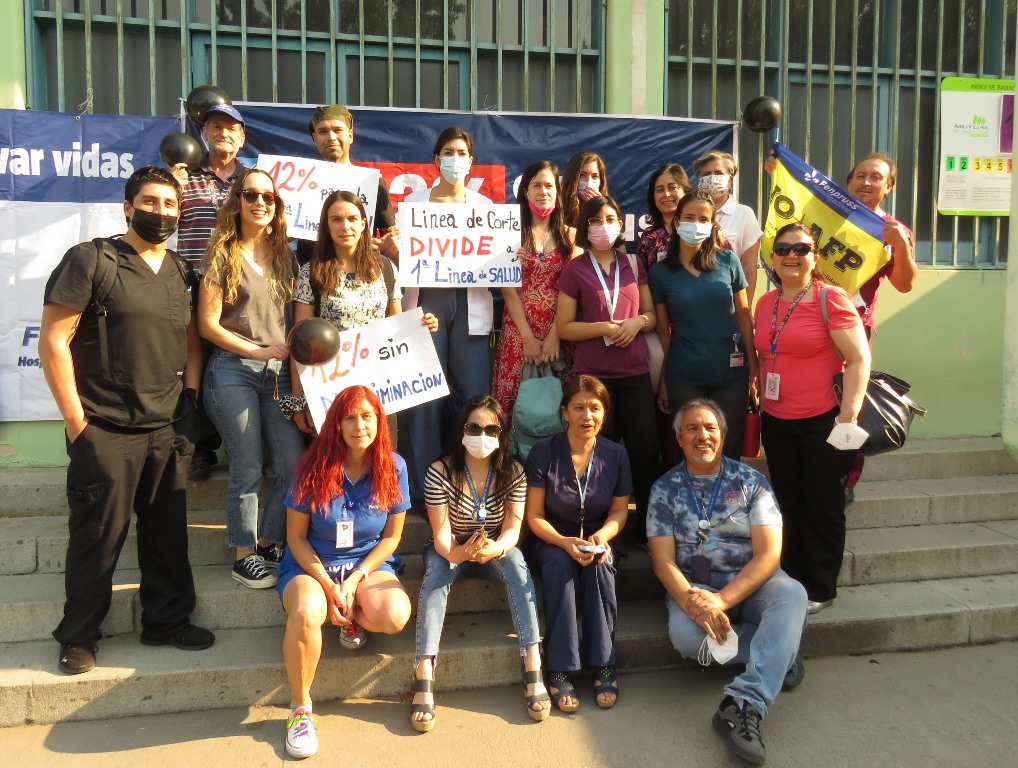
338, 621, 367, 650
285, 706, 319, 759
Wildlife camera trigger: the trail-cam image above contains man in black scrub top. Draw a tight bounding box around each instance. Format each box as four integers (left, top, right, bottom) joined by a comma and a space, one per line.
39, 166, 215, 675
295, 103, 400, 266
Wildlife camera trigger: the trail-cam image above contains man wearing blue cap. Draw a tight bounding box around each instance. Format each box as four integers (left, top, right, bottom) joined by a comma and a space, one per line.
168, 102, 247, 480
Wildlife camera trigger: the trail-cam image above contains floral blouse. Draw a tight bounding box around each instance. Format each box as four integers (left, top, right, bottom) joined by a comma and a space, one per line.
294, 261, 401, 332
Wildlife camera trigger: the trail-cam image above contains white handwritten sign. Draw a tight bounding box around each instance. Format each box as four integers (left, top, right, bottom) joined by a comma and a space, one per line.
396, 202, 523, 287
298, 308, 450, 429
257, 154, 380, 240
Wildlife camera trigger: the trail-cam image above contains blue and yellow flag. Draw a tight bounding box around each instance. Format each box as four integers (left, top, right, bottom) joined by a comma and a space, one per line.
762, 143, 890, 295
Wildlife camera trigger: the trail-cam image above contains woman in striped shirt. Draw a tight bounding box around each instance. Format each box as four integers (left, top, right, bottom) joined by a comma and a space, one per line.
410, 394, 549, 731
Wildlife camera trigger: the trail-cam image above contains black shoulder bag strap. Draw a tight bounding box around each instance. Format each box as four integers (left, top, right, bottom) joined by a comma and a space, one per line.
90, 237, 120, 377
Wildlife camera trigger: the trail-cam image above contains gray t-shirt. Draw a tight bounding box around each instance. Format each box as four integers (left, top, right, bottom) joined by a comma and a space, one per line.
646, 458, 782, 583
204, 249, 295, 346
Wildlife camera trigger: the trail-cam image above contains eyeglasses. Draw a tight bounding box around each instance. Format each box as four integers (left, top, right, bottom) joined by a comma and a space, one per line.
587, 216, 620, 227
464, 422, 502, 437
240, 189, 277, 206
772, 242, 813, 256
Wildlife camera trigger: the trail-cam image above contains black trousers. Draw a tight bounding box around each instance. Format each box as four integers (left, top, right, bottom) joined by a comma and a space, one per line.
53, 416, 198, 646
761, 407, 857, 602
599, 372, 660, 542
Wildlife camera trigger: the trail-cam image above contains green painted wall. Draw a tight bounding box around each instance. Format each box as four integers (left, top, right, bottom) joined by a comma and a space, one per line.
605, 0, 665, 115
0, 0, 26, 109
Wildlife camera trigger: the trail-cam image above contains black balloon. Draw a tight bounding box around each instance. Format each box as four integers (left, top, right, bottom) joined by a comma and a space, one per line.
185, 84, 232, 123
742, 96, 782, 133
159, 132, 203, 169
288, 318, 341, 366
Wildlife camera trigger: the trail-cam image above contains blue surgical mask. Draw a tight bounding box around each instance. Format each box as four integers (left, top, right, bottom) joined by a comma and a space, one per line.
677, 221, 713, 246
439, 155, 472, 185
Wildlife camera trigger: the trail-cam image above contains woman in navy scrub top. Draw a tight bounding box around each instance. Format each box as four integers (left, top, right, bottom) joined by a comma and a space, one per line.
276, 385, 411, 759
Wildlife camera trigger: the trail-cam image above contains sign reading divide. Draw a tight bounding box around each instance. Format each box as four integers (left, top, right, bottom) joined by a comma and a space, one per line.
298, 308, 450, 429
396, 202, 523, 288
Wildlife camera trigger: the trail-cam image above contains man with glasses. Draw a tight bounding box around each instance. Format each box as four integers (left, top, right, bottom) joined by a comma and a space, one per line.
168, 103, 248, 480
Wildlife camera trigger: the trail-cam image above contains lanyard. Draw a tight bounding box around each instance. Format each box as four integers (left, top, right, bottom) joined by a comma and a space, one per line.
683, 457, 726, 531
768, 284, 810, 358
589, 252, 621, 321
465, 464, 495, 524
574, 443, 596, 539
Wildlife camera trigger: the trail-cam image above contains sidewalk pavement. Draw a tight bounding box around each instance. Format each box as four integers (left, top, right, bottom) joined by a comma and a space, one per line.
4, 641, 1014, 768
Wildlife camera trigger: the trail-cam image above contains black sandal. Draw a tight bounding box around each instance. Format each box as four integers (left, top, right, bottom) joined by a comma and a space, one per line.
410, 676, 436, 733
547, 671, 579, 713
522, 668, 551, 721
593, 666, 618, 709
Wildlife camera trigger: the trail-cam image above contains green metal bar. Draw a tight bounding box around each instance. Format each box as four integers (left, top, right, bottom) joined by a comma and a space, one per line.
870, 0, 879, 153
415, 0, 421, 107
271, 0, 279, 102
115, 0, 124, 114
804, 0, 813, 160
909, 0, 923, 244
734, 0, 742, 123
661, 0, 669, 114
387, 0, 394, 106
523, 0, 529, 109
931, 0, 945, 264
827, 0, 836, 174
889, 0, 902, 189
148, 0, 156, 115
239, 0, 247, 99
548, 0, 555, 111
710, 0, 717, 118
496, 0, 503, 109
442, 0, 448, 109
781, 0, 789, 141
357, 0, 364, 104
470, 0, 478, 110
83, 0, 93, 112
574, 0, 582, 112
685, 0, 692, 115
300, 0, 308, 103
210, 0, 218, 86
329, 0, 337, 101
55, 0, 65, 111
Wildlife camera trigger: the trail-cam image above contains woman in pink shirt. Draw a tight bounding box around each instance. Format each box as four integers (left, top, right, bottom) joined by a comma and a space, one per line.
752, 223, 870, 615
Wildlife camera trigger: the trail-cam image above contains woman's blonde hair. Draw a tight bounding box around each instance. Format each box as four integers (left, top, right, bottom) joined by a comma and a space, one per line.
203, 169, 293, 305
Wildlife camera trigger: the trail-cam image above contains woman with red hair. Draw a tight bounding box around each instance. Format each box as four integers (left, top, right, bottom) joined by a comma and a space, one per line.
275, 385, 411, 759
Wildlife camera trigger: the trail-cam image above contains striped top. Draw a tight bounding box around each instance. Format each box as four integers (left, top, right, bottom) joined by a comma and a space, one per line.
176, 164, 243, 266
424, 460, 526, 541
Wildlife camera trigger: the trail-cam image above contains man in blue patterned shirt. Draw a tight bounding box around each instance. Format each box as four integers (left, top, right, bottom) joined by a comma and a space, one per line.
647, 398, 807, 766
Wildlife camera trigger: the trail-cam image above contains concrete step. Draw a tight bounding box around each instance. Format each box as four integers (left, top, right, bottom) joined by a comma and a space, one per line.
4, 573, 1017, 727
4, 437, 1013, 520
840, 520, 1018, 586
8, 470, 1018, 576
0, 551, 664, 644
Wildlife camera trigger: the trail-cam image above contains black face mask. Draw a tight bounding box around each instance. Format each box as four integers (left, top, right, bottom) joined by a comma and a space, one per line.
128, 208, 178, 244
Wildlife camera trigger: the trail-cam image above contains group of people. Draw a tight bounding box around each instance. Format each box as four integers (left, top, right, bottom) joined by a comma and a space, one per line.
38, 101, 917, 766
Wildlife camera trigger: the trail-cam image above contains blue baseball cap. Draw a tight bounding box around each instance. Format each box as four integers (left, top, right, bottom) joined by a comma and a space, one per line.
202, 103, 245, 126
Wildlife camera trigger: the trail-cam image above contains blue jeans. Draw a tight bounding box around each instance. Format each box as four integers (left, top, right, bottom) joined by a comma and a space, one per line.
414, 543, 540, 665
404, 288, 491, 499
666, 569, 807, 716
204, 351, 306, 549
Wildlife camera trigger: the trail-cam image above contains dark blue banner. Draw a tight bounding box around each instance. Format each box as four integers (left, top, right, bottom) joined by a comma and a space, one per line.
0, 109, 177, 203
234, 104, 735, 239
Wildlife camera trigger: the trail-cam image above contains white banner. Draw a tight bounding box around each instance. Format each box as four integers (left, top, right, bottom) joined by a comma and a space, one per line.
395, 202, 523, 288
298, 308, 450, 429
257, 154, 380, 240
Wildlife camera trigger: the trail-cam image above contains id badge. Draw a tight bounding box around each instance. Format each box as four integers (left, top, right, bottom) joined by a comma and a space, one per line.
764, 371, 781, 400
691, 554, 711, 585
729, 352, 745, 368
336, 519, 354, 549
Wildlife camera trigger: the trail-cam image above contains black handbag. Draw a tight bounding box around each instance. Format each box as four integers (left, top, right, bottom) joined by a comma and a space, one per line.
833, 371, 927, 456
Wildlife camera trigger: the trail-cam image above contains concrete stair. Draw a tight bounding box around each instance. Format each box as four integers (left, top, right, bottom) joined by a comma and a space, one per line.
1, 437, 1016, 726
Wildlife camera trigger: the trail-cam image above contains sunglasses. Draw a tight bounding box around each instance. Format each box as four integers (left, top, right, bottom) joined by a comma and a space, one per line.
240, 189, 277, 206
587, 216, 620, 227
464, 422, 502, 437
772, 242, 813, 256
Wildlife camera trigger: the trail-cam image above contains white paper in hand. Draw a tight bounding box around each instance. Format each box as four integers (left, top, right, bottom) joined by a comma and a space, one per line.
706, 628, 740, 664
826, 422, 869, 451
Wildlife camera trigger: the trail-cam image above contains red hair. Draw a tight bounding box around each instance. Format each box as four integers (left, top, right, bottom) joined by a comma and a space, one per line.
291, 386, 402, 514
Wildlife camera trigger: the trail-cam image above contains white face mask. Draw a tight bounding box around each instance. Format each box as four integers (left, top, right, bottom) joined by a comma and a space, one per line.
698, 173, 731, 199
578, 179, 600, 196
439, 155, 472, 185
462, 433, 499, 459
